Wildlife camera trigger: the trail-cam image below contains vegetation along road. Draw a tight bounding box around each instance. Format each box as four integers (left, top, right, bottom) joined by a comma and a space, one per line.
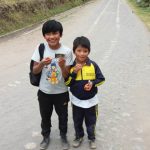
0, 0, 150, 150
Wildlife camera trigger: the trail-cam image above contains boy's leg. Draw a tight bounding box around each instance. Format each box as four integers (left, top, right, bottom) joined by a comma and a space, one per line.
72, 104, 85, 138
38, 90, 53, 138
38, 90, 53, 149
54, 92, 69, 136
54, 92, 70, 149
85, 105, 98, 141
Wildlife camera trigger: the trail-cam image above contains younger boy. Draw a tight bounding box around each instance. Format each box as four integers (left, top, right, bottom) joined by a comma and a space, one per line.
31, 20, 73, 150
65, 36, 105, 149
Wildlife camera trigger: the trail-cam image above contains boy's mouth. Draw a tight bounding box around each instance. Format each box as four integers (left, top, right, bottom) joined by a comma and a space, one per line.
48, 41, 57, 45
79, 57, 86, 59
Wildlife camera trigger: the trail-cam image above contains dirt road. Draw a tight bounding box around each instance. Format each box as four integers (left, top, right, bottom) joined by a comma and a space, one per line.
0, 0, 150, 149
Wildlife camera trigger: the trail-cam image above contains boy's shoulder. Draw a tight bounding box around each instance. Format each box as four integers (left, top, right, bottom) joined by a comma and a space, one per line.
88, 58, 101, 69
88, 58, 98, 66
60, 44, 71, 52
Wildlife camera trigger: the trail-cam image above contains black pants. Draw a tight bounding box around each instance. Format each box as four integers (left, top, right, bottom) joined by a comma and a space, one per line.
72, 104, 98, 140
38, 90, 69, 137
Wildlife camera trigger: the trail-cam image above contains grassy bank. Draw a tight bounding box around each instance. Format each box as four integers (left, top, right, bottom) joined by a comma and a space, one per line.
0, 0, 90, 36
127, 0, 150, 30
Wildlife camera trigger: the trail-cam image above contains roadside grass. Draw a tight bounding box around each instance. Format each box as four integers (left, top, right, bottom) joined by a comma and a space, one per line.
0, 0, 90, 36
0, 0, 34, 5
127, 0, 150, 31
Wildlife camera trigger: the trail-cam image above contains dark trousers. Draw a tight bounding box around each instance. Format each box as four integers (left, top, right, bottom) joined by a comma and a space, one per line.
72, 104, 98, 140
38, 90, 69, 137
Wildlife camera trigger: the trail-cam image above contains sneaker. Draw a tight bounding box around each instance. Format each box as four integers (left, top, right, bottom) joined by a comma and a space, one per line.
72, 137, 83, 148
61, 135, 69, 150
40, 136, 50, 150
89, 140, 96, 149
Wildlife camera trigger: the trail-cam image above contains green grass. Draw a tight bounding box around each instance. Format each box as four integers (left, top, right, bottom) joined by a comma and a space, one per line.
0, 0, 90, 36
0, 0, 27, 5
127, 0, 150, 30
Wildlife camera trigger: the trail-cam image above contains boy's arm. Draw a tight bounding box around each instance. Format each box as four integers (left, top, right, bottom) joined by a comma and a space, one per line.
61, 49, 73, 78
65, 71, 77, 87
58, 57, 71, 78
61, 65, 71, 78
32, 61, 44, 74
92, 62, 105, 87
32, 57, 52, 74
65, 64, 83, 86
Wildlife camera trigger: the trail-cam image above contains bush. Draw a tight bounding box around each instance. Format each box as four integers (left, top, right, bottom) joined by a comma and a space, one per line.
136, 0, 150, 7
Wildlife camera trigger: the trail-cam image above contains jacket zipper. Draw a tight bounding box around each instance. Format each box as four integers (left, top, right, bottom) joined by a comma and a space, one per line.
81, 68, 83, 80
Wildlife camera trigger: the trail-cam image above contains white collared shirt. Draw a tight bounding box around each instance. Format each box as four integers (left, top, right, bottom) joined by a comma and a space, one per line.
70, 93, 99, 108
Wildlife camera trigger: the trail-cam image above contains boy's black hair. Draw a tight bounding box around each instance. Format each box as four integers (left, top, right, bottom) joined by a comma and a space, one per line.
73, 36, 91, 53
42, 20, 63, 36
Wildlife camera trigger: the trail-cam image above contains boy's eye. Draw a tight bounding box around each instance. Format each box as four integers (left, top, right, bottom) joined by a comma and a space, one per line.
77, 49, 82, 52
83, 50, 88, 53
77, 49, 81, 51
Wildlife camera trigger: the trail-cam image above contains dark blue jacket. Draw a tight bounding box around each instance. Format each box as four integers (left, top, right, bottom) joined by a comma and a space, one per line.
65, 58, 105, 100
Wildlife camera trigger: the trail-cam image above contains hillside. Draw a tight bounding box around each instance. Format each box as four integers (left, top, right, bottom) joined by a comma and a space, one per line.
0, 0, 89, 36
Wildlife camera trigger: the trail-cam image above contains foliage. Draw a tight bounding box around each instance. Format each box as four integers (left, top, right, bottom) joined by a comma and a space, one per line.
128, 0, 150, 30
0, 0, 90, 35
136, 0, 150, 7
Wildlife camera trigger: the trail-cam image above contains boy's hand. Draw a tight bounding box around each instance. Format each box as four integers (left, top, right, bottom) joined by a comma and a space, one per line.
41, 57, 52, 65
84, 81, 93, 91
58, 57, 66, 69
73, 64, 83, 73
58, 57, 69, 78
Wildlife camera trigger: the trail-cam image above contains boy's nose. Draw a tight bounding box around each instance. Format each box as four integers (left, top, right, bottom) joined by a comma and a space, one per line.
80, 52, 85, 55
49, 34, 55, 38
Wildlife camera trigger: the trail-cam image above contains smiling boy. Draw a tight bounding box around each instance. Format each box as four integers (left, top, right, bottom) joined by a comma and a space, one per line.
31, 20, 73, 150
65, 36, 105, 149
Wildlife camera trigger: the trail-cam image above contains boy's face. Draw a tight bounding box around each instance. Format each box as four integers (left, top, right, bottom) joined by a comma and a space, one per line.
44, 31, 62, 49
74, 46, 89, 63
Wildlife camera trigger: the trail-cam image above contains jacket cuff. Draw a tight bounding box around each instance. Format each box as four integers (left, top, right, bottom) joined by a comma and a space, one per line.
70, 72, 77, 79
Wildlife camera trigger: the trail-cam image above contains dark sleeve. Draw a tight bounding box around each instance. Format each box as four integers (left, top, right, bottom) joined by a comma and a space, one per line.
65, 71, 77, 87
92, 62, 105, 87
